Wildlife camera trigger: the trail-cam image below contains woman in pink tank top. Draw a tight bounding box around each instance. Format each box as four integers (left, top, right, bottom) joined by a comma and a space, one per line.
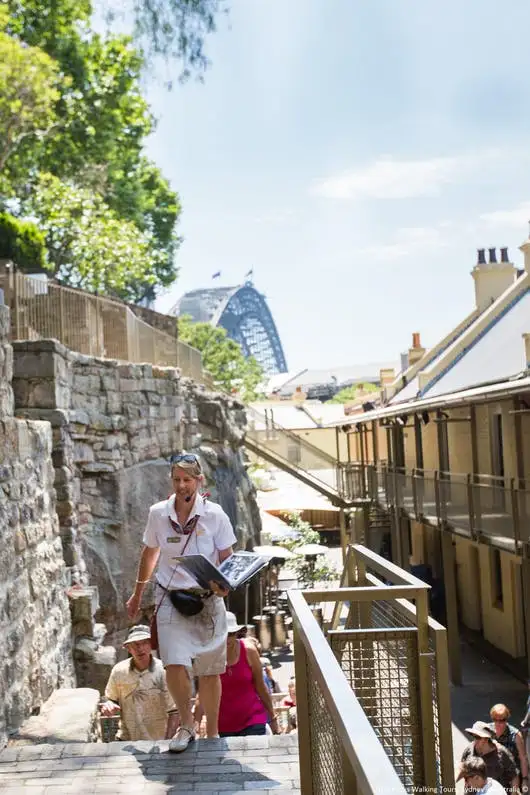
219, 613, 279, 737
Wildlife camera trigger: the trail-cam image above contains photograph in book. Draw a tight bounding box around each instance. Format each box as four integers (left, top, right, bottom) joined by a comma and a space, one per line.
172, 551, 268, 591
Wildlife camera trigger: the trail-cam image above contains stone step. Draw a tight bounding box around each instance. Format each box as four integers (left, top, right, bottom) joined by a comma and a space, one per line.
0, 734, 300, 795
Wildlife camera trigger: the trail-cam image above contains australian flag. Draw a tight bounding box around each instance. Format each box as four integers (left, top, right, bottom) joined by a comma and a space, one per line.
212, 271, 221, 279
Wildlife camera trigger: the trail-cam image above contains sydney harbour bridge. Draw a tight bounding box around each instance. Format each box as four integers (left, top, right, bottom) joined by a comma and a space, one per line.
171, 281, 288, 375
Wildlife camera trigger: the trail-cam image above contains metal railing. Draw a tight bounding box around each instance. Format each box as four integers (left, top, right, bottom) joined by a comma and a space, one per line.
291, 543, 453, 793
377, 464, 530, 548
0, 269, 208, 383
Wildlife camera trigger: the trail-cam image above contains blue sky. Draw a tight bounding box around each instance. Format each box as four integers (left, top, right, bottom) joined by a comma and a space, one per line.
143, 0, 530, 372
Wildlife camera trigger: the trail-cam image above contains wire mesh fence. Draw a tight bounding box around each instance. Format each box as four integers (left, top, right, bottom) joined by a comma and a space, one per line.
0, 270, 207, 383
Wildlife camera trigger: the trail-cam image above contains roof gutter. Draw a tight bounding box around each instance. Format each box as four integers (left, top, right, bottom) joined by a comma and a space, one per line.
327, 373, 530, 429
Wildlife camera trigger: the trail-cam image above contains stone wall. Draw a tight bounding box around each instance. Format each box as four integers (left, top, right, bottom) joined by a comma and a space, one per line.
12, 340, 261, 640
0, 308, 74, 746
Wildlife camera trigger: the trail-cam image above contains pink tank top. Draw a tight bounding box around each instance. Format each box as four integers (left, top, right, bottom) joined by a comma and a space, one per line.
219, 640, 268, 734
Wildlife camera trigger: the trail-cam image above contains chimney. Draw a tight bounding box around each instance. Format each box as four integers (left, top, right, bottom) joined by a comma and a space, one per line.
379, 368, 395, 387
400, 351, 409, 373
408, 332, 425, 366
472, 244, 517, 311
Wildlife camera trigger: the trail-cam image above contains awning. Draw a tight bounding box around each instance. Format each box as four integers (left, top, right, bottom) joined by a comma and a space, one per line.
325, 373, 530, 429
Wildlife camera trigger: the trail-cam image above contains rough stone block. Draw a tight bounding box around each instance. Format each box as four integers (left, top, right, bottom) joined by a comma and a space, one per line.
12, 688, 100, 744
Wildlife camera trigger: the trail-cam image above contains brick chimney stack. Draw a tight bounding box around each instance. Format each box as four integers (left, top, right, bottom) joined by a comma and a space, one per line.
408, 332, 425, 366
472, 246, 517, 311
379, 368, 395, 387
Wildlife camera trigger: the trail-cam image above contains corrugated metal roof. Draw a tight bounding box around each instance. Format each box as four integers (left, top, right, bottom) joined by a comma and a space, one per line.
423, 289, 529, 398
250, 402, 347, 430
277, 361, 399, 394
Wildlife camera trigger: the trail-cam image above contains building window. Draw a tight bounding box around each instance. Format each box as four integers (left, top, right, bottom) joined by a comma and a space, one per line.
490, 548, 504, 609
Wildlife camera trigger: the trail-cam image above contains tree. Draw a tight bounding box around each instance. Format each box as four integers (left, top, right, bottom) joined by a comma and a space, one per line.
105, 157, 182, 298
5, 0, 228, 81
130, 0, 228, 78
26, 173, 168, 301
0, 211, 46, 271
178, 315, 263, 401
279, 512, 337, 590
0, 29, 65, 183
327, 383, 379, 404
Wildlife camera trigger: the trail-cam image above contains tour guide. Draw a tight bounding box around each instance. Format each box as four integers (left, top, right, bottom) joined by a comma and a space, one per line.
127, 453, 237, 753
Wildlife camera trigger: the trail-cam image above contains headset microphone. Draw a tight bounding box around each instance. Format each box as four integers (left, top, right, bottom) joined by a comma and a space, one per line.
185, 495, 192, 503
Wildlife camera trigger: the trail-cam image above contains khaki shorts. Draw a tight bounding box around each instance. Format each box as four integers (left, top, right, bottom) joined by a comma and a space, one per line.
155, 586, 227, 676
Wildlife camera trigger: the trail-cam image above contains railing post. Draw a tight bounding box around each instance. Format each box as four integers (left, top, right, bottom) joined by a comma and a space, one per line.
13, 269, 20, 340
510, 478, 521, 551
412, 468, 418, 520
292, 622, 314, 795
466, 473, 476, 540
415, 589, 438, 789
339, 508, 348, 565
440, 530, 462, 685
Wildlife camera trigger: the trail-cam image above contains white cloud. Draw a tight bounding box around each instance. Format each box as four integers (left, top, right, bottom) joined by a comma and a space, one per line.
480, 202, 530, 228
357, 226, 447, 261
310, 149, 505, 201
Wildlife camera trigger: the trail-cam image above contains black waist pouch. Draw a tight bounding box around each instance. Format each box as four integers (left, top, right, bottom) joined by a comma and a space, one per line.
169, 589, 205, 617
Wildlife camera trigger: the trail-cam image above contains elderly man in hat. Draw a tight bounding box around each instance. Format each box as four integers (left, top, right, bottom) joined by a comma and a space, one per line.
100, 624, 178, 741
458, 720, 518, 792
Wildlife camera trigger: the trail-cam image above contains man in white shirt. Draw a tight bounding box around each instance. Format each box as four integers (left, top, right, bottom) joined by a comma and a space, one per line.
126, 453, 237, 753
461, 757, 507, 794
100, 625, 178, 741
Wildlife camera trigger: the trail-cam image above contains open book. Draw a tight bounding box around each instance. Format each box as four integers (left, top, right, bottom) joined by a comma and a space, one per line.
173, 551, 269, 592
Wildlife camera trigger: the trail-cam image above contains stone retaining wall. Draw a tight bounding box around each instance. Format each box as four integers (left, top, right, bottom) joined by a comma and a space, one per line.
0, 308, 74, 746
12, 339, 260, 637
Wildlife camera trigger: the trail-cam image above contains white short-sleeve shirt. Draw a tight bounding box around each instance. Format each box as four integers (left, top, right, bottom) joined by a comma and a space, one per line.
143, 494, 237, 589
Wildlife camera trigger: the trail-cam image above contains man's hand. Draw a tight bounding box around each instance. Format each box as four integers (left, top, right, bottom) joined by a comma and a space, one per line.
209, 580, 230, 598
100, 700, 120, 717
126, 593, 141, 619
270, 715, 281, 735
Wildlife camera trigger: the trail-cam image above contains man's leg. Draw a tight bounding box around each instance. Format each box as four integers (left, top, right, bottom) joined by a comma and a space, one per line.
198, 674, 221, 738
165, 665, 194, 729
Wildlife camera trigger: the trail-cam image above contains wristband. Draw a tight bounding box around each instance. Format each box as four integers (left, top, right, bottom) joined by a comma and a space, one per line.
136, 578, 150, 584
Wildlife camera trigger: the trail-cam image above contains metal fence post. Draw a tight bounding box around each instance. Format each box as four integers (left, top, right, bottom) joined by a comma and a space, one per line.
415, 590, 437, 789
440, 531, 462, 685
293, 623, 313, 795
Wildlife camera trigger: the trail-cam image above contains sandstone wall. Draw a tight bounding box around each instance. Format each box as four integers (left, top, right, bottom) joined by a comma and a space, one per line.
12, 340, 261, 639
0, 308, 74, 746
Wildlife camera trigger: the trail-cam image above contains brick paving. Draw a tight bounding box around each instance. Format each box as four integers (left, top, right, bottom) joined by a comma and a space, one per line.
0, 735, 300, 795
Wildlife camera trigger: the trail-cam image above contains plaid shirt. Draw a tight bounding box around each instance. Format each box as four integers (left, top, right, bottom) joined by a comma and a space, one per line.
105, 656, 174, 741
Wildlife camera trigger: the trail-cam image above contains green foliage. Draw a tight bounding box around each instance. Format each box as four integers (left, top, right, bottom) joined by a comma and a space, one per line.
130, 0, 228, 79
105, 157, 181, 297
0, 211, 47, 271
6, 0, 228, 81
327, 382, 379, 404
279, 512, 338, 589
27, 173, 168, 301
0, 28, 65, 182
178, 314, 263, 402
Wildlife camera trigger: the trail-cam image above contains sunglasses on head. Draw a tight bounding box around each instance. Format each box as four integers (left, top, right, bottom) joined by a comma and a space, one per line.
170, 453, 199, 466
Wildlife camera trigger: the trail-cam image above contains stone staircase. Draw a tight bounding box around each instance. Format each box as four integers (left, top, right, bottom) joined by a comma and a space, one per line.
0, 734, 300, 795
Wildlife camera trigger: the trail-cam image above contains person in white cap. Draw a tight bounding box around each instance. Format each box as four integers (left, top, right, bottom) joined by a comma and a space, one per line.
126, 453, 237, 753
458, 721, 518, 792
100, 624, 177, 741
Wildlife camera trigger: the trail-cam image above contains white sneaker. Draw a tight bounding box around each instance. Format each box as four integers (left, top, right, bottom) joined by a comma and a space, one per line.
169, 726, 196, 753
